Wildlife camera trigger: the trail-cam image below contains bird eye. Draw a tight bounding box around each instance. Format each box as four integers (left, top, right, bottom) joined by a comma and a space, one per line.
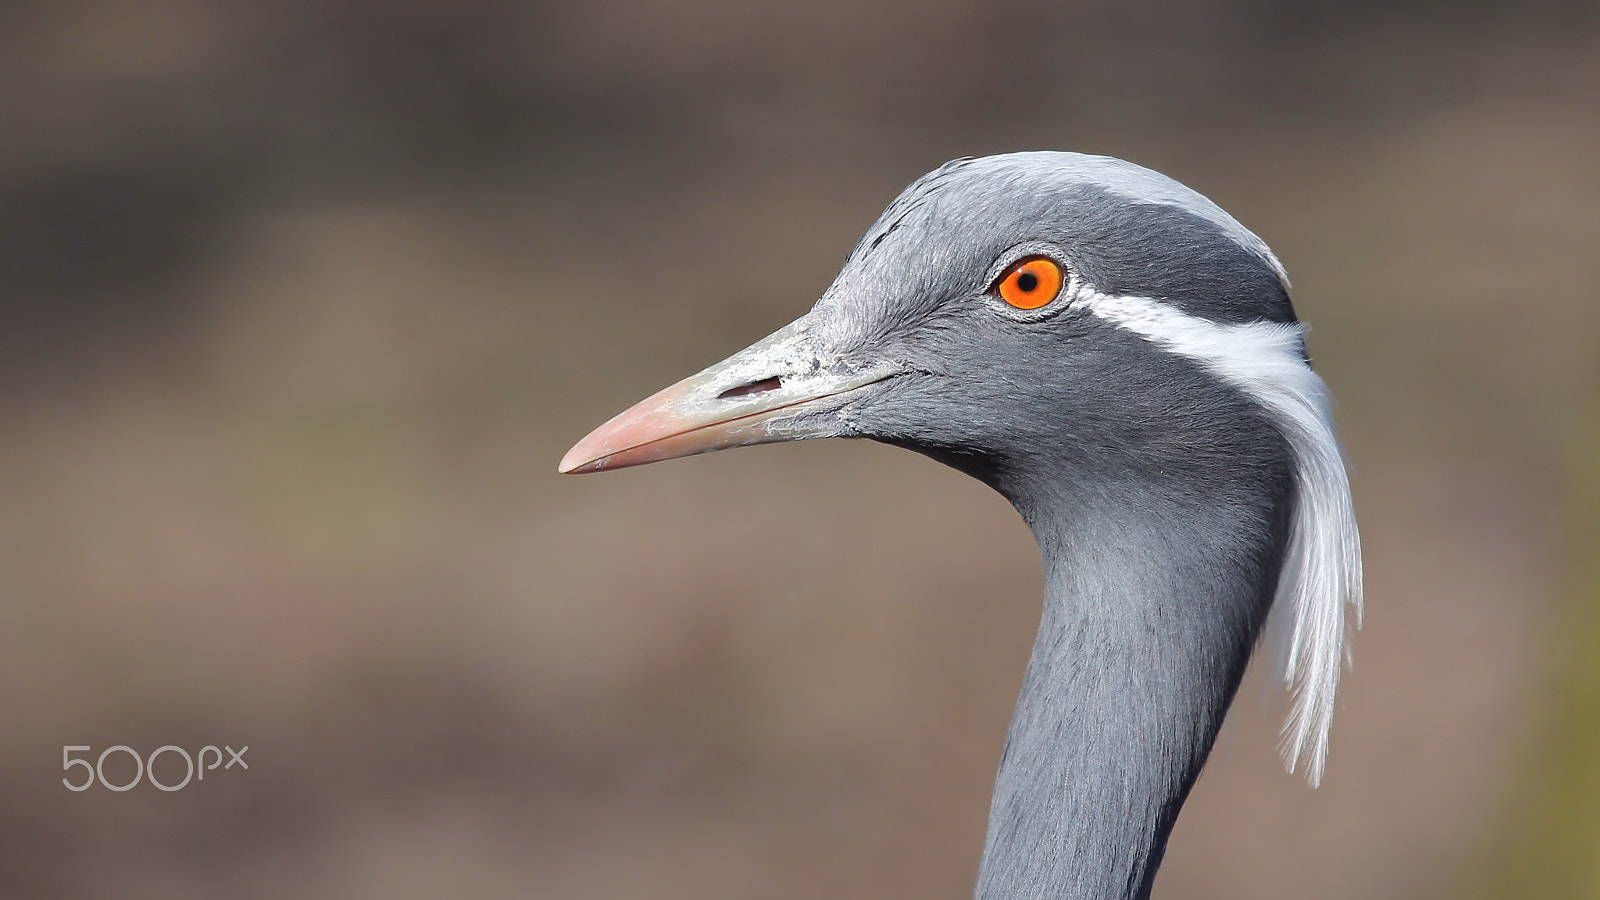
995, 257, 1063, 310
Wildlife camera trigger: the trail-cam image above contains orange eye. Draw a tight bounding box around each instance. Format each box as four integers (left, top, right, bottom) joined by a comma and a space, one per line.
996, 257, 1063, 310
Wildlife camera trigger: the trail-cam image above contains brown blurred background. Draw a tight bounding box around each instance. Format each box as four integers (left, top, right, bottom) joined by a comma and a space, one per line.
2, 1, 1598, 897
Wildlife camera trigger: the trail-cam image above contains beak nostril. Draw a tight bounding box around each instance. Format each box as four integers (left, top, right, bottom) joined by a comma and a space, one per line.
718, 376, 783, 400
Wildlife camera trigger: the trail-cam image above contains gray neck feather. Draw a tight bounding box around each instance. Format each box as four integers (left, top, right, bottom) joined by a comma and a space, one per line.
973, 472, 1285, 900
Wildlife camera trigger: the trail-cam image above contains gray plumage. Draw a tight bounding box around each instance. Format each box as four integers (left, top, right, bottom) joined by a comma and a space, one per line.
561, 151, 1361, 900
824, 154, 1295, 898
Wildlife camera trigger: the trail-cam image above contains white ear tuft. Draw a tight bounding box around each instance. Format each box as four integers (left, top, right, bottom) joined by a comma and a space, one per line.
1256, 356, 1363, 787
1080, 291, 1364, 785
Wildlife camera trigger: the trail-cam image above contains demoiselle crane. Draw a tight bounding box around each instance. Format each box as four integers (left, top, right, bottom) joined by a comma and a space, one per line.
560, 152, 1363, 900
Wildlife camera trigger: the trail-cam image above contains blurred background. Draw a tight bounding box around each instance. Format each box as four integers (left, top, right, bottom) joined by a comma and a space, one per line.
1, 1, 1597, 897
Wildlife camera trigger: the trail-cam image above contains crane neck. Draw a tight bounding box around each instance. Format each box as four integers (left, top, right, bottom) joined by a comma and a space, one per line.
972, 471, 1289, 900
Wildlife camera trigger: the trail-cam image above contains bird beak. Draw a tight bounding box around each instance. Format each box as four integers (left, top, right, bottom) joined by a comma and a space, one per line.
559, 318, 893, 474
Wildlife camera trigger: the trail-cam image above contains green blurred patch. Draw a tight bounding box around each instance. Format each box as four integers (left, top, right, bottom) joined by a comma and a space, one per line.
1479, 376, 1600, 898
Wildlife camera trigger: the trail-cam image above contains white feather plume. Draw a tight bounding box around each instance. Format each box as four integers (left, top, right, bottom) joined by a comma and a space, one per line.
1081, 288, 1364, 786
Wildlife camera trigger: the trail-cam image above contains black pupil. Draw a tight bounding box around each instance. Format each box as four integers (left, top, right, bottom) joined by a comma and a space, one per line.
1016, 271, 1039, 292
